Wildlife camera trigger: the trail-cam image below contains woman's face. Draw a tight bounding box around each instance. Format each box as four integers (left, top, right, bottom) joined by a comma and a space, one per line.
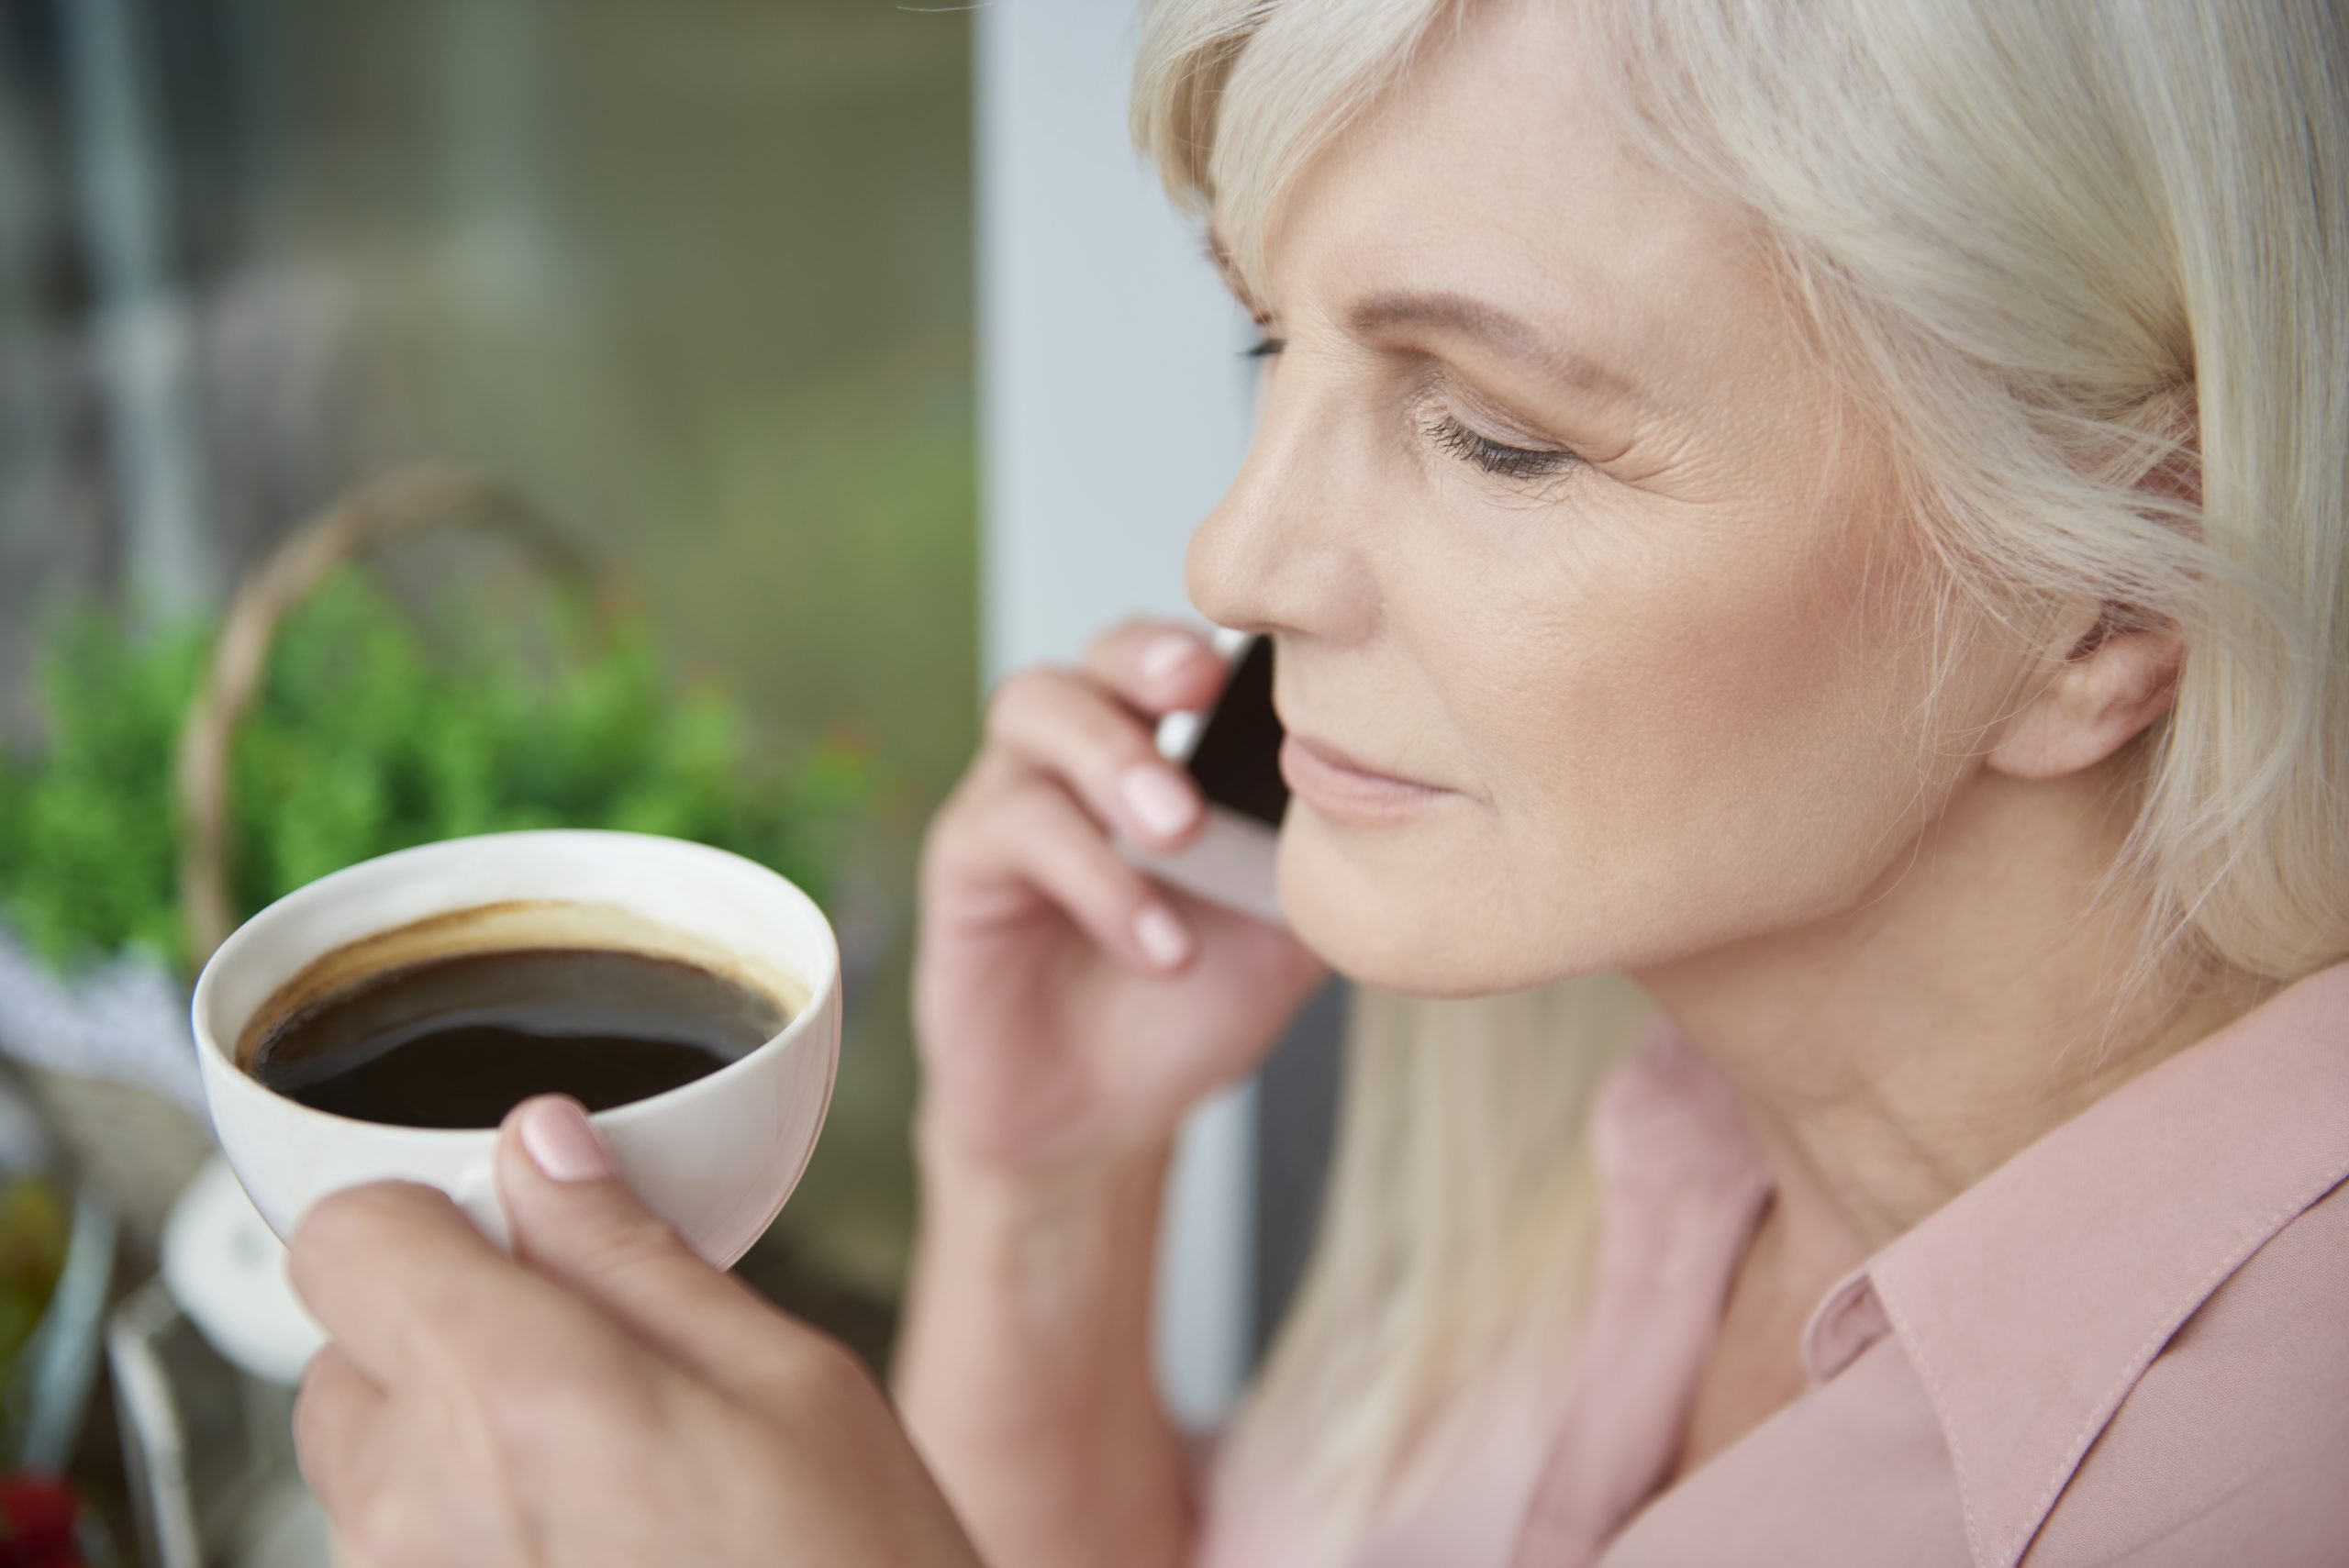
1192, 0, 2026, 995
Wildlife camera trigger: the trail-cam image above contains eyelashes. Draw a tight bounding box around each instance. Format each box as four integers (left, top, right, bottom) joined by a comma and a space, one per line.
1241, 334, 1583, 484
1418, 409, 1580, 482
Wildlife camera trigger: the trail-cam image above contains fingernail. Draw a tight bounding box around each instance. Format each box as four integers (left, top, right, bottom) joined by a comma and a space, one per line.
1134, 905, 1194, 969
1141, 633, 1195, 684
518, 1097, 614, 1184
1119, 762, 1199, 839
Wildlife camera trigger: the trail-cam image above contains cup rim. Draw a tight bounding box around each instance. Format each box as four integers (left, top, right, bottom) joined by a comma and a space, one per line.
189, 828, 842, 1140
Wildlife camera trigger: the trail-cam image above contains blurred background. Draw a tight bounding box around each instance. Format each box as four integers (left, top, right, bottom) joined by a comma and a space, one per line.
0, 0, 972, 1266
0, 1, 980, 1560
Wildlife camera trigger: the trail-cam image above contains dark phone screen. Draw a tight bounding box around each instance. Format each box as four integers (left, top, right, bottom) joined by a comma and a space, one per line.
1186, 636, 1290, 828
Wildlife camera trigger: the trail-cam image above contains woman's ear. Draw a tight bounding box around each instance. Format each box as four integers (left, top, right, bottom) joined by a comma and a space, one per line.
1986, 607, 2182, 781
1988, 386, 2199, 783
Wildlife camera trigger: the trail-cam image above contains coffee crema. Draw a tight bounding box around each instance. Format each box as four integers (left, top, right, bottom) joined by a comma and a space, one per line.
243, 916, 792, 1130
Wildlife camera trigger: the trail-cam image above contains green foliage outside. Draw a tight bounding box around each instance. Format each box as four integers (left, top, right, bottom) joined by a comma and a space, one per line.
0, 571, 879, 979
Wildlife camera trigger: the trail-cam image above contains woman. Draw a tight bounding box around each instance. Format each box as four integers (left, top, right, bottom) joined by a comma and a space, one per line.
286, 1, 2349, 1564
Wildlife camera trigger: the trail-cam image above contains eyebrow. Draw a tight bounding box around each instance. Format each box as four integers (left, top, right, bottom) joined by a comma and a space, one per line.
1345, 290, 1639, 403
1203, 227, 1635, 404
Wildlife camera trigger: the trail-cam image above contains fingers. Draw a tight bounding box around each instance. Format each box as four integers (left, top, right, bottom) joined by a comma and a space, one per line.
929, 619, 1234, 976
930, 777, 1198, 973
496, 1098, 845, 1404
288, 1181, 581, 1386
1079, 619, 1227, 715
985, 665, 1206, 854
293, 1344, 385, 1518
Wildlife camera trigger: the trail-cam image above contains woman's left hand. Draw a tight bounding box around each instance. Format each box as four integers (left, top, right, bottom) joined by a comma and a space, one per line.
287, 1096, 982, 1568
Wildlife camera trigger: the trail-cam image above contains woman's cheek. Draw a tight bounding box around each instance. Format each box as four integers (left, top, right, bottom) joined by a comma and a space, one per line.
1280, 477, 1937, 987
1442, 557, 1909, 960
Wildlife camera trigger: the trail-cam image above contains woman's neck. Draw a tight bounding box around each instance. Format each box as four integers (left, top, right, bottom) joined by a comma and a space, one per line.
1633, 755, 2263, 1261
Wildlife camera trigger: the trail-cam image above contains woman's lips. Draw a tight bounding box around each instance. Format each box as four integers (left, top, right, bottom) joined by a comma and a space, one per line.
1278, 734, 1455, 824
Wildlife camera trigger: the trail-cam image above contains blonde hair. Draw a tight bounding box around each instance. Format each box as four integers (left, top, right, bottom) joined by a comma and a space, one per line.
1133, 0, 2348, 1550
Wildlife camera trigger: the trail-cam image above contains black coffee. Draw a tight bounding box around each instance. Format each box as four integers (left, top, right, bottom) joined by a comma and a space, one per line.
248, 946, 788, 1129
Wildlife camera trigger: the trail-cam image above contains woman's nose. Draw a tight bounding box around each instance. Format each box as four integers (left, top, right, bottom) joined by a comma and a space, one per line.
1186, 378, 1376, 641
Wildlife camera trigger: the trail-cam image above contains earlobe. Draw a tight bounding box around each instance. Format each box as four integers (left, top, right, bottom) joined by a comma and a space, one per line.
1986, 617, 2183, 782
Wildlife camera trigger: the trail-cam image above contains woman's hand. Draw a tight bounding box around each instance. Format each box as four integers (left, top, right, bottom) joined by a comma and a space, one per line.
290, 1097, 978, 1568
914, 618, 1328, 1174
897, 620, 1325, 1568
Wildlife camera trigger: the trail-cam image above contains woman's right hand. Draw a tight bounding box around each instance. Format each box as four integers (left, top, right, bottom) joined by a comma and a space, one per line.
914, 619, 1328, 1176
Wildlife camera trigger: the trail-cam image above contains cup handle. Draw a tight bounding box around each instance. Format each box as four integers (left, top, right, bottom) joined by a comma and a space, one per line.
451, 1162, 513, 1254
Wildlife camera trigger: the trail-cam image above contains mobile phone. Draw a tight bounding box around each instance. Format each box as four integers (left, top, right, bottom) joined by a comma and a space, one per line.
1120, 628, 1288, 927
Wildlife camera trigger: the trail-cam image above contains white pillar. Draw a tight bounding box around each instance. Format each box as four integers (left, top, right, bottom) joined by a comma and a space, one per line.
974, 0, 1259, 1429
62, 0, 215, 610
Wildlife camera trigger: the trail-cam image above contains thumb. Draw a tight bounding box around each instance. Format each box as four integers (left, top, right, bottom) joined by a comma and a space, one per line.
496, 1095, 804, 1390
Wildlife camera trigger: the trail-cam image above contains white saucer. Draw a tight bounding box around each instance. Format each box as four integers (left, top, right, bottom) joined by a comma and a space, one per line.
161, 1156, 326, 1386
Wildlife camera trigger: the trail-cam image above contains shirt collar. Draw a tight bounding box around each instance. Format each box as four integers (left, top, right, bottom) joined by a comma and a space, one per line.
1795, 962, 2349, 1568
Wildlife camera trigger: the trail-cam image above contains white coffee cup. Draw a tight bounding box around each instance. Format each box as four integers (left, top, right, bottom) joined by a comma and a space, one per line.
190, 829, 841, 1267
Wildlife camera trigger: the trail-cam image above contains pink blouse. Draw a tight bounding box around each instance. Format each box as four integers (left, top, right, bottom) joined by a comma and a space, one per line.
1195, 961, 2349, 1567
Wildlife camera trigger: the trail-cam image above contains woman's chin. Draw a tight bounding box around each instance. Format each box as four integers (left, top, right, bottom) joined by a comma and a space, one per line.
1274, 811, 1542, 998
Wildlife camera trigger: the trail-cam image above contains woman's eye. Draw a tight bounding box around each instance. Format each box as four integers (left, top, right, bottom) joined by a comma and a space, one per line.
1422, 409, 1580, 482
1241, 334, 1285, 359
